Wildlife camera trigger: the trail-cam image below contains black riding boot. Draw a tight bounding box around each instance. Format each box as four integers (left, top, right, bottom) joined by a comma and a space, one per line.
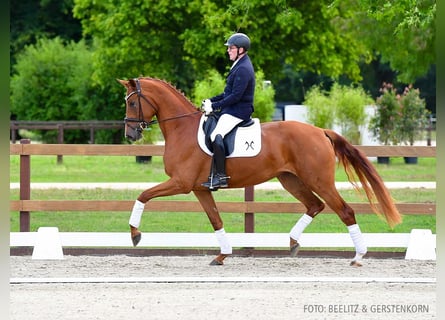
201, 134, 230, 190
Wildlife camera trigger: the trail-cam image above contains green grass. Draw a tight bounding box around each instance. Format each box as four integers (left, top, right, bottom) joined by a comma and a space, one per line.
10, 188, 435, 233
9, 155, 436, 234
9, 155, 436, 183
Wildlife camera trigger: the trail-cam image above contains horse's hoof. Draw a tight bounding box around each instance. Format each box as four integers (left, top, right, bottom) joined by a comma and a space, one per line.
210, 259, 224, 266
290, 238, 300, 257
350, 253, 365, 267
130, 226, 142, 247
209, 254, 227, 265
131, 233, 141, 247
350, 260, 363, 267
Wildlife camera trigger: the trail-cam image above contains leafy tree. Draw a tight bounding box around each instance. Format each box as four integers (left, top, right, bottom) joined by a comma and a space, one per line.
71, 0, 377, 131
10, 0, 82, 73
72, 0, 201, 130
73, 0, 198, 89
10, 37, 95, 143
11, 0, 435, 145
73, 0, 376, 87
354, 0, 435, 83
182, 0, 371, 83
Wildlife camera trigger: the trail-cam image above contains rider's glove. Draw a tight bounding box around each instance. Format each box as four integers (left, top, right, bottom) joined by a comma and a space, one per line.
201, 99, 213, 115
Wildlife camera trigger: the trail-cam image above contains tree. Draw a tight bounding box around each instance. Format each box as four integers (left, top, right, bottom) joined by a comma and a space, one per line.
182, 0, 371, 83
10, 37, 95, 143
73, 0, 198, 89
11, 0, 435, 145
355, 0, 435, 83
10, 0, 82, 73
73, 0, 373, 87
71, 0, 377, 129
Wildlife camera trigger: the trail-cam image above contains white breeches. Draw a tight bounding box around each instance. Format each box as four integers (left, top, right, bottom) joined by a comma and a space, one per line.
210, 114, 243, 141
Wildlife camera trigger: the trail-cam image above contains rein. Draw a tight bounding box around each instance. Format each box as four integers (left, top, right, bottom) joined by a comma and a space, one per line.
124, 78, 201, 132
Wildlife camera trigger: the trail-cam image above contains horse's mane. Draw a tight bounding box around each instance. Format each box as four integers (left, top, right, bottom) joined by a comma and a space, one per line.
140, 77, 197, 108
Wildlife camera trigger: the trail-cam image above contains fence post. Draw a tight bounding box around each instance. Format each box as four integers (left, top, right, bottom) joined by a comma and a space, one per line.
89, 126, 95, 144
244, 186, 254, 233
426, 115, 432, 147
57, 124, 64, 164
19, 139, 31, 232
11, 123, 17, 144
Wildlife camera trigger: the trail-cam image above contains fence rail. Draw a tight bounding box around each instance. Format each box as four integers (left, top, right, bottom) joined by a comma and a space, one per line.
10, 140, 436, 234
10, 120, 123, 144
9, 142, 435, 157
9, 200, 435, 215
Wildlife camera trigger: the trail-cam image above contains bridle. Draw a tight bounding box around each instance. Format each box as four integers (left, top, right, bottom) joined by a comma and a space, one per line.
124, 78, 200, 134
124, 78, 158, 134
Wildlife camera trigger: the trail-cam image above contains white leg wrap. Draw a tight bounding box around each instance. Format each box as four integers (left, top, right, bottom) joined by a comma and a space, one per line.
289, 214, 313, 241
129, 200, 145, 228
348, 224, 367, 255
215, 228, 232, 254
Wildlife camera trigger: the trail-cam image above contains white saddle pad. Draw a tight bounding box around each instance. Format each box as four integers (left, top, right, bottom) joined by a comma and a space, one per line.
197, 115, 261, 158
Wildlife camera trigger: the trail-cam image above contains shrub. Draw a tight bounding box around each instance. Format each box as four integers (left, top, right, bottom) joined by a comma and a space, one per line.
331, 84, 372, 144
303, 85, 335, 129
369, 83, 430, 146
397, 85, 430, 146
368, 83, 400, 145
304, 83, 372, 143
10, 37, 95, 143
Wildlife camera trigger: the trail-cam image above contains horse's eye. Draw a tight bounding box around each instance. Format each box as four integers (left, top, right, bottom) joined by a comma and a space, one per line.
129, 101, 137, 108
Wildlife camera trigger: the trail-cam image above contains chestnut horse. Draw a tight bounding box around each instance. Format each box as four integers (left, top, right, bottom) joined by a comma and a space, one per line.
119, 77, 401, 266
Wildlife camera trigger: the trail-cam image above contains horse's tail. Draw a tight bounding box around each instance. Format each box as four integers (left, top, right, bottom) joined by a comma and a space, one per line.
324, 129, 402, 228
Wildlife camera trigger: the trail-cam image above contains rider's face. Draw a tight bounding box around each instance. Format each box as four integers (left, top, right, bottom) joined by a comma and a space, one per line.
227, 45, 240, 61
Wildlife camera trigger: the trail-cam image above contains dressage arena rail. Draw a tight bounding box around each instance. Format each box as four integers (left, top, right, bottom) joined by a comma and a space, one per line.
10, 140, 436, 256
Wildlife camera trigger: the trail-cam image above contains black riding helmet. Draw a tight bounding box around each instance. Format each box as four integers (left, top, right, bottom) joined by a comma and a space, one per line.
225, 33, 251, 51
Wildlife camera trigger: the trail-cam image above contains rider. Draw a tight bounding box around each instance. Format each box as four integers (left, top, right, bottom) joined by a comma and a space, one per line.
201, 32, 255, 190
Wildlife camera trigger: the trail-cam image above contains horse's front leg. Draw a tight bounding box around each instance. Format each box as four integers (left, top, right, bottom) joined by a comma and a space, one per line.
129, 179, 186, 246
193, 190, 232, 265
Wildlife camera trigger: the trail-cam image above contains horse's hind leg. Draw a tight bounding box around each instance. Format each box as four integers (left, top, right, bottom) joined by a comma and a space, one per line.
193, 189, 231, 265
277, 173, 325, 257
314, 187, 367, 266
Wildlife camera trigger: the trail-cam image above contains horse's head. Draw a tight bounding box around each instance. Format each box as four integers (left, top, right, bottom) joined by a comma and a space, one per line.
118, 78, 158, 141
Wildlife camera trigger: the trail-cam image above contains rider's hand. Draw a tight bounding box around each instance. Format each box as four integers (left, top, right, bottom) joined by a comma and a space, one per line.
201, 99, 213, 115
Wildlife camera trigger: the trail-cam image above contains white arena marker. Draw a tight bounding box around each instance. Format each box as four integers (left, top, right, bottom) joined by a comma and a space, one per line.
405, 229, 436, 260
32, 227, 64, 260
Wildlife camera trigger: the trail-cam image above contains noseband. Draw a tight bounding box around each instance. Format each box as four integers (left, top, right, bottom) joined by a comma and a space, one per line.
124, 78, 201, 133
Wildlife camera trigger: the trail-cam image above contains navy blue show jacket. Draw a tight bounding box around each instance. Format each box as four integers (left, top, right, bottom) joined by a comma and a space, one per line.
210, 54, 255, 121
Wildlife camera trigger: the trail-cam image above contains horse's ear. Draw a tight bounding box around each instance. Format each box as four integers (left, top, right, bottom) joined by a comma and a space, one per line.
128, 78, 137, 88
117, 79, 128, 88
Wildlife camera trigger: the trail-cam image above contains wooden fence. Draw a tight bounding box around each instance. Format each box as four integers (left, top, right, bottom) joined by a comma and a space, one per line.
10, 120, 123, 144
9, 140, 436, 258
10, 139, 436, 234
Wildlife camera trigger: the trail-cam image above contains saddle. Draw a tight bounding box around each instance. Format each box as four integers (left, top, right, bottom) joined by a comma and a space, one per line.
197, 114, 261, 158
